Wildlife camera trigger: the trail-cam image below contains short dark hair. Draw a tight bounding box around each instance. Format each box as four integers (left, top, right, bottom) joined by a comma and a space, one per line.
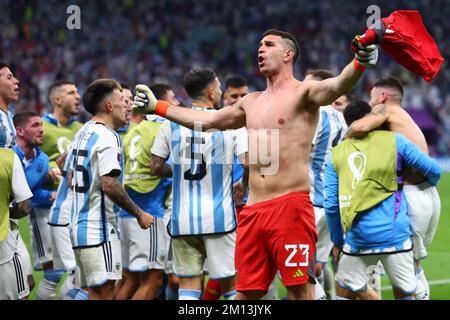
305, 69, 336, 81
120, 83, 131, 91
82, 79, 122, 115
343, 100, 372, 126
374, 76, 404, 97
13, 110, 40, 128
0, 62, 9, 70
183, 69, 216, 99
48, 80, 75, 104
262, 29, 300, 63
343, 93, 355, 102
225, 75, 248, 90
150, 83, 173, 100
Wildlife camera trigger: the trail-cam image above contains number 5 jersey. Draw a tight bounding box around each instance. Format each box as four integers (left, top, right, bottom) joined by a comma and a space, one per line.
151, 112, 247, 237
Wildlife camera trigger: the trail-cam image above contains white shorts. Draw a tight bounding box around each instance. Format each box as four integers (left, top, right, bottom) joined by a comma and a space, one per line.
50, 224, 76, 272
74, 238, 122, 288
404, 182, 441, 260
163, 198, 174, 274
336, 250, 416, 294
172, 231, 236, 279
314, 207, 333, 264
120, 215, 170, 272
164, 238, 175, 274
148, 216, 171, 270
17, 233, 33, 276
0, 253, 30, 300
28, 208, 53, 268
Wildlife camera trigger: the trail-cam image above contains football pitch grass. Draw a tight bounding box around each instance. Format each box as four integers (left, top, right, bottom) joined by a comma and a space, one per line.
19, 173, 450, 300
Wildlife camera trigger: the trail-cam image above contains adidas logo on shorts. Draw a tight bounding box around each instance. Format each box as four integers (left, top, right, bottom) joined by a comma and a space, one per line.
293, 269, 304, 278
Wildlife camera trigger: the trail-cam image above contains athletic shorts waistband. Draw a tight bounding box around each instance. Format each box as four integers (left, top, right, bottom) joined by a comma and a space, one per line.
243, 191, 311, 210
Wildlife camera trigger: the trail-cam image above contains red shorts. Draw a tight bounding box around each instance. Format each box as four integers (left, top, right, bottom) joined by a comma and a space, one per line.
235, 192, 318, 292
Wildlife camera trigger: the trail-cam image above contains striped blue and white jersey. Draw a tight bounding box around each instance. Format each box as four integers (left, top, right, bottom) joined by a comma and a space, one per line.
0, 108, 16, 148
309, 106, 347, 208
69, 121, 124, 248
48, 144, 74, 226
151, 113, 248, 237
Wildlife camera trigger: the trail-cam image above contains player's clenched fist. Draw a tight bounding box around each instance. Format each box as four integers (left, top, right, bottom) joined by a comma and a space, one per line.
352, 35, 378, 68
137, 210, 155, 229
132, 84, 170, 116
133, 84, 157, 114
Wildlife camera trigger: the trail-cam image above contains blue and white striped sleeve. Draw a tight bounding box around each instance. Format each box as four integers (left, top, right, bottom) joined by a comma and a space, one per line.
324, 159, 344, 247
151, 120, 171, 160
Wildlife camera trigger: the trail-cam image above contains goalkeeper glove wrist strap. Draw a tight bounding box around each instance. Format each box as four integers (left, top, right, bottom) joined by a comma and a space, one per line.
353, 59, 366, 72
155, 100, 169, 117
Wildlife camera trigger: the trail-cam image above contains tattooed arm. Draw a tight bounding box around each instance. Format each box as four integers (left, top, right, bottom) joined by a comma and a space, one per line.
10, 199, 31, 219
101, 172, 154, 229
344, 104, 388, 139
150, 155, 172, 178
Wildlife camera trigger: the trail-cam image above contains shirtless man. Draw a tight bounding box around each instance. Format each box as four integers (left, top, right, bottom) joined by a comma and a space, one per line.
132, 29, 378, 300
345, 76, 441, 300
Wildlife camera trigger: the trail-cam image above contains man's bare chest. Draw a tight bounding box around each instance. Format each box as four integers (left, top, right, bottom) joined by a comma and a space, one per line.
245, 99, 299, 129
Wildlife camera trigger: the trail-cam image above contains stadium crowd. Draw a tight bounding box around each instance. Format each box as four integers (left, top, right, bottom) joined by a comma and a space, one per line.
0, 0, 449, 154
0, 0, 446, 302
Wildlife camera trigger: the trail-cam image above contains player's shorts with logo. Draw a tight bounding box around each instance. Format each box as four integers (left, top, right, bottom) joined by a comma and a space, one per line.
74, 235, 122, 288
0, 252, 30, 300
120, 214, 170, 272
17, 234, 33, 277
28, 208, 53, 268
50, 224, 77, 272
313, 206, 333, 264
335, 250, 416, 294
172, 231, 236, 280
403, 182, 441, 260
48, 194, 77, 272
0, 228, 30, 300
235, 192, 318, 292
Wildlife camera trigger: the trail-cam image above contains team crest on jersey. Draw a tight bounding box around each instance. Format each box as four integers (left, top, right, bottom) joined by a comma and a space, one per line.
115, 262, 121, 271
37, 161, 44, 173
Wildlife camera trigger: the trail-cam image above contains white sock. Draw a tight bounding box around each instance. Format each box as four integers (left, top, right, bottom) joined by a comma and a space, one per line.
223, 290, 236, 300
36, 278, 58, 300
63, 288, 89, 300
58, 271, 76, 299
415, 268, 430, 300
178, 289, 201, 300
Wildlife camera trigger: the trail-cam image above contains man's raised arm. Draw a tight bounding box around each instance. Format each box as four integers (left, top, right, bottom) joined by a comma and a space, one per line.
132, 84, 246, 131
307, 41, 378, 107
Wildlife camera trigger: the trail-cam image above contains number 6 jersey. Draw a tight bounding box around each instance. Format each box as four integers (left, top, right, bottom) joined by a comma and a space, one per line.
151, 113, 248, 237
69, 121, 124, 248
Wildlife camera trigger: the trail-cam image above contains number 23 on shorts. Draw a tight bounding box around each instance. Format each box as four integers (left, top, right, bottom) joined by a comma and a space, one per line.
284, 244, 310, 267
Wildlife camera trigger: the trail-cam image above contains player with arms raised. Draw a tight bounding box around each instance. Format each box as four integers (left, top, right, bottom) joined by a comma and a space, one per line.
133, 29, 378, 300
